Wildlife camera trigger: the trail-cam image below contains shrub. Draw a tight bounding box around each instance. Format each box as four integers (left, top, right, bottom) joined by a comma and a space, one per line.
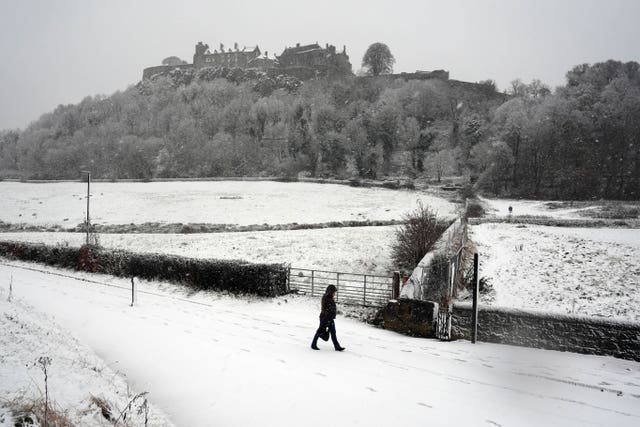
391, 203, 449, 271
0, 241, 288, 297
465, 200, 485, 218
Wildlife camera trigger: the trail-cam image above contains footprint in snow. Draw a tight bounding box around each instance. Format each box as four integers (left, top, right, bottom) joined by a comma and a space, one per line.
417, 402, 432, 408
315, 372, 326, 377
401, 349, 412, 353
485, 420, 502, 426
482, 364, 493, 368
278, 359, 286, 364
241, 348, 251, 353
365, 386, 377, 393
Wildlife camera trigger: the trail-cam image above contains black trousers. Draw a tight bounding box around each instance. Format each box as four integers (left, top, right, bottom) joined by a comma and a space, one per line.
311, 317, 341, 349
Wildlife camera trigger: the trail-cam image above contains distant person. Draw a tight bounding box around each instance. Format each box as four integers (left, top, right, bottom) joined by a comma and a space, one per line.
311, 284, 345, 351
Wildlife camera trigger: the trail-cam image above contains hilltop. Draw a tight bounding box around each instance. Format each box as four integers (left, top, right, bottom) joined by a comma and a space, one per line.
0, 58, 638, 200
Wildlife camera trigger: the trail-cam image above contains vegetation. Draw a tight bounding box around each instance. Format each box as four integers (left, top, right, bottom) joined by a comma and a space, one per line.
391, 203, 449, 271
0, 59, 639, 200
362, 42, 395, 76
0, 241, 289, 297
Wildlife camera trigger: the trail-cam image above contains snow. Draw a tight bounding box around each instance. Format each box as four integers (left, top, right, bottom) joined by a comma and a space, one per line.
480, 197, 596, 219
0, 181, 456, 227
0, 226, 397, 275
1, 261, 639, 426
470, 223, 640, 321
0, 279, 173, 426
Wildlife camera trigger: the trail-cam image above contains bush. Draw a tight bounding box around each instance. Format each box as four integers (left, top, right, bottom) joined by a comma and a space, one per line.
0, 241, 288, 297
465, 200, 485, 218
391, 203, 450, 271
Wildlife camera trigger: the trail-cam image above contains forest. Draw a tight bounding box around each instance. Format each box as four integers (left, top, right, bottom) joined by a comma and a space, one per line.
1, 59, 639, 200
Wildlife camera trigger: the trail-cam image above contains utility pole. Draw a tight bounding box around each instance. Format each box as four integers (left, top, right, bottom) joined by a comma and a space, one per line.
82, 171, 91, 245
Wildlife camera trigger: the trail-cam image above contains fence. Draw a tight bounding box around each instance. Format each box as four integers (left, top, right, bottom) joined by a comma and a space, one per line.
288, 267, 394, 308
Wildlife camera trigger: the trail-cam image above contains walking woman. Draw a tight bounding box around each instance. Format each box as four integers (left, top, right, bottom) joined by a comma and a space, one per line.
311, 284, 345, 351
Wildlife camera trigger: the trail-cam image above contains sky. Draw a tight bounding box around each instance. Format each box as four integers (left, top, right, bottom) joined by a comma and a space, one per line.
0, 0, 639, 130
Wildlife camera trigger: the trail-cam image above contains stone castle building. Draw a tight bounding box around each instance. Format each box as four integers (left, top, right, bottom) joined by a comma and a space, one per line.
143, 40, 352, 80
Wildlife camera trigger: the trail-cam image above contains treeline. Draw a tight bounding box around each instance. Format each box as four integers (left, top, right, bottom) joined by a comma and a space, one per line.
473, 60, 640, 199
1, 60, 639, 199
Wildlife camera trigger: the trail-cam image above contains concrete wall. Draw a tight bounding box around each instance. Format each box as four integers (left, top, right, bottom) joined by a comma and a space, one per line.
452, 302, 640, 362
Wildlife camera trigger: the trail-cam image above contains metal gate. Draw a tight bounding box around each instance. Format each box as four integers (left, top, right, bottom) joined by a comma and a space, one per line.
288, 267, 393, 308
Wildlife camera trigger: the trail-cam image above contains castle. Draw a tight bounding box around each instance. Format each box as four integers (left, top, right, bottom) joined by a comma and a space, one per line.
143, 41, 353, 80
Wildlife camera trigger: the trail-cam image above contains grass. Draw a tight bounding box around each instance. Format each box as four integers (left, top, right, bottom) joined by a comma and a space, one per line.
4, 397, 74, 427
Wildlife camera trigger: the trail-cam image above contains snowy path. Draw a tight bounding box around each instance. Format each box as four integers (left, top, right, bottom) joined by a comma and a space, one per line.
1, 261, 639, 426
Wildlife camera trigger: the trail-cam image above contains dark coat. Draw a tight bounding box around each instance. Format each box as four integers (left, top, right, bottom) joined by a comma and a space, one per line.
320, 293, 337, 320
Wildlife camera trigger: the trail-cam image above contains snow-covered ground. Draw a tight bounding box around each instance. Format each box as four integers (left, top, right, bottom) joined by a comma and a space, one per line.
1, 261, 639, 426
0, 181, 456, 227
0, 284, 173, 426
470, 223, 640, 321
481, 197, 598, 219
0, 226, 397, 275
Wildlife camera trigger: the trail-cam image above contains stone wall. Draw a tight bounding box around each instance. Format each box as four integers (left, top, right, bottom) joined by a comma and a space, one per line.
452, 302, 640, 362
374, 299, 438, 338
142, 64, 193, 80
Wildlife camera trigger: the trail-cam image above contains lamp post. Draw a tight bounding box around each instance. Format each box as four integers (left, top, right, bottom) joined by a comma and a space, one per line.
81, 171, 91, 245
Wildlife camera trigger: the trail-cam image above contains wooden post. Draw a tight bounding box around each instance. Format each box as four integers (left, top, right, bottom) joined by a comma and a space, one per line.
131, 277, 135, 307
363, 275, 367, 306
85, 171, 91, 246
392, 271, 400, 299
336, 273, 340, 302
311, 270, 314, 296
471, 253, 479, 343
286, 267, 290, 293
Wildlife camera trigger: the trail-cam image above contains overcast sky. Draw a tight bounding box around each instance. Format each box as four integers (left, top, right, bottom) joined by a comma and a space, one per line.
1, 0, 639, 130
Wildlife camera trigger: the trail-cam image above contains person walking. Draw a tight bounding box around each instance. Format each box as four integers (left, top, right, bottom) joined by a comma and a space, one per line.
311, 284, 345, 351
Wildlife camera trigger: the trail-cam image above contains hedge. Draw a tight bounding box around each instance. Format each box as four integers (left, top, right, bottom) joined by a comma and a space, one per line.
0, 241, 288, 297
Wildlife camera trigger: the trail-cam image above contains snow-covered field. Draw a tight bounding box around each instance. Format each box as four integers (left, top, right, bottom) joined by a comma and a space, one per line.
0, 181, 456, 227
0, 227, 397, 275
470, 224, 640, 321
480, 197, 594, 219
1, 261, 639, 427
468, 197, 640, 321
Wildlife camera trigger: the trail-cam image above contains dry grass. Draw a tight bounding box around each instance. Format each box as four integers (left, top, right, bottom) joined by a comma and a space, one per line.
89, 395, 114, 422
6, 397, 74, 427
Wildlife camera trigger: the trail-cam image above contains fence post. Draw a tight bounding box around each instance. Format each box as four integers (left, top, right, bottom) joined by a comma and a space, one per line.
471, 253, 479, 344
130, 277, 135, 307
392, 271, 400, 299
286, 267, 290, 293
363, 275, 367, 306
336, 272, 340, 302
311, 270, 314, 296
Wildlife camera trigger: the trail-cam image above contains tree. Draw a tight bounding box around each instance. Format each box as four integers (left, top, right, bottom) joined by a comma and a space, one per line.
362, 43, 395, 76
